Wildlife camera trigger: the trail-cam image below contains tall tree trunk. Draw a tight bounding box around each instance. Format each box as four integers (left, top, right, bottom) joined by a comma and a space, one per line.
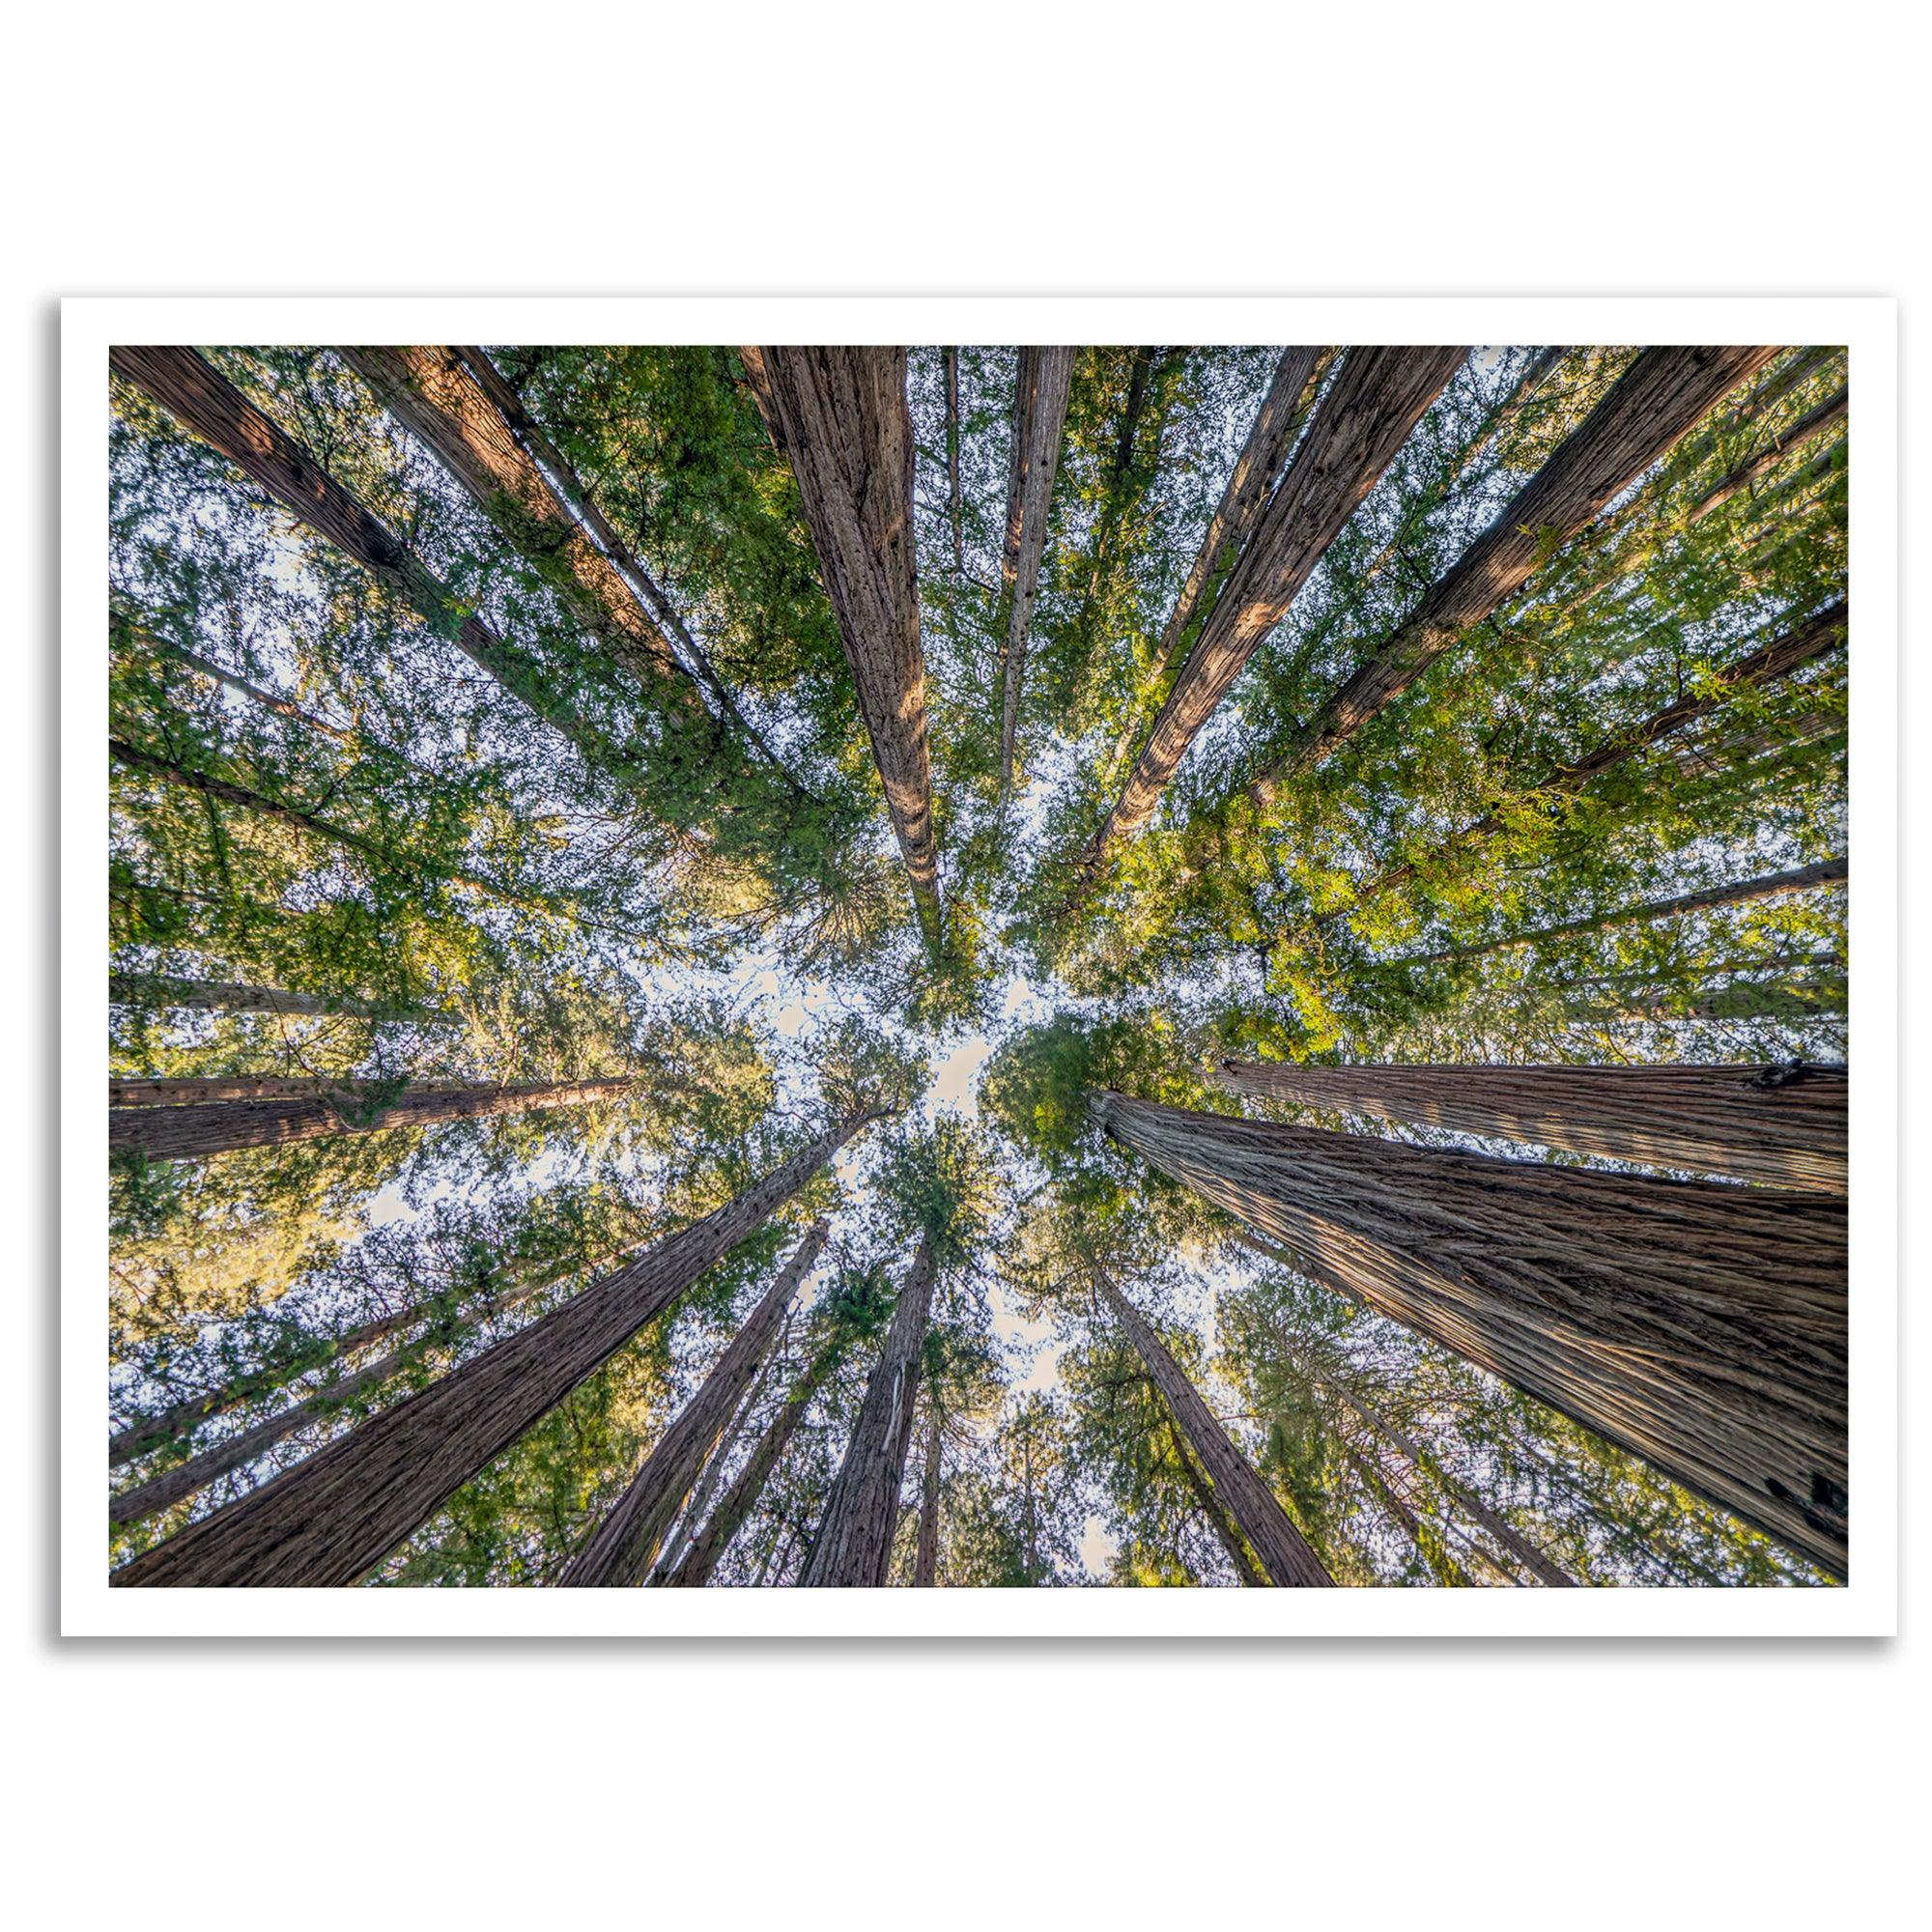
558, 1222, 829, 1586
108, 1247, 594, 1526
646, 1350, 776, 1584
914, 1408, 943, 1587
1170, 1422, 1268, 1586
739, 346, 942, 954
1687, 387, 1847, 524
112, 1110, 884, 1586
1252, 345, 1780, 796
110, 1075, 637, 1162
798, 1237, 937, 1587
107, 347, 606, 759
1217, 1059, 1848, 1195
1094, 1090, 1848, 1577
997, 346, 1076, 802
1093, 1266, 1334, 1587
1402, 856, 1847, 968
658, 1341, 843, 1588
109, 973, 437, 1022
1086, 348, 1465, 867
1320, 600, 1847, 930
944, 347, 965, 574
111, 1076, 488, 1107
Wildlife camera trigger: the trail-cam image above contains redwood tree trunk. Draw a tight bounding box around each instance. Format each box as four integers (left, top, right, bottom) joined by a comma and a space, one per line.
110, 1076, 637, 1162
1171, 1423, 1268, 1586
914, 1408, 943, 1587
944, 347, 965, 573
1094, 1266, 1334, 1587
1089, 347, 1465, 864
1217, 1059, 1849, 1195
1095, 1090, 1848, 1577
740, 346, 942, 953
798, 1237, 937, 1587
111, 1111, 883, 1586
1688, 386, 1847, 524
997, 346, 1076, 800
558, 1222, 829, 1586
108, 974, 434, 1022
111, 1076, 488, 1107
108, 347, 603, 757
1255, 344, 1781, 794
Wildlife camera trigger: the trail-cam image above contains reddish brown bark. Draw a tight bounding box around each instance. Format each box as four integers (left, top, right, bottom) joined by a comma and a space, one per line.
1095, 1090, 1847, 1576
108, 974, 434, 1022
1253, 345, 1781, 796
1218, 1059, 1848, 1195
798, 1238, 937, 1587
1087, 348, 1465, 866
1094, 1266, 1333, 1586
1170, 1423, 1268, 1587
1687, 387, 1847, 525
740, 347, 942, 953
110, 1076, 636, 1162
557, 1222, 829, 1586
111, 1076, 487, 1107
112, 1110, 884, 1586
914, 1408, 943, 1587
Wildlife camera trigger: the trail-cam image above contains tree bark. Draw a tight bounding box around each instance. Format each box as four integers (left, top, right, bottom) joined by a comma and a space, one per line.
110, 1075, 637, 1162
557, 1222, 829, 1585
1402, 856, 1847, 968
1094, 1090, 1848, 1577
1087, 348, 1465, 866
944, 347, 965, 574
111, 1075, 488, 1107
1687, 387, 1847, 525
113, 1110, 883, 1585
914, 1408, 943, 1587
739, 347, 942, 953
798, 1237, 937, 1587
107, 347, 605, 758
1170, 1422, 1268, 1586
109, 973, 437, 1022
1217, 1059, 1848, 1195
997, 346, 1076, 802
1093, 1265, 1334, 1587
1252, 345, 1780, 796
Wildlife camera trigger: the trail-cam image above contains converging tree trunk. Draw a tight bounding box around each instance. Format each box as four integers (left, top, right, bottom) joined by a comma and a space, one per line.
1252, 344, 1780, 796
798, 1237, 937, 1587
1085, 347, 1465, 869
110, 1075, 637, 1162
914, 1409, 943, 1587
1687, 387, 1847, 525
740, 346, 943, 954
109, 973, 440, 1023
107, 348, 606, 759
1170, 1422, 1268, 1587
1094, 1090, 1848, 1577
944, 347, 965, 573
997, 345, 1076, 801
112, 1110, 884, 1585
1093, 1265, 1333, 1586
558, 1221, 829, 1586
1217, 1059, 1849, 1194
110, 1076, 488, 1107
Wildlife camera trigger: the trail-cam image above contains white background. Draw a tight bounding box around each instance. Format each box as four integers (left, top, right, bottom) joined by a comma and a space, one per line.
5, 4, 1922, 1925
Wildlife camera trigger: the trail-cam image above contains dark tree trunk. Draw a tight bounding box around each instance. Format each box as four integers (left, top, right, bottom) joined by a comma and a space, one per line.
914, 1408, 943, 1587
1217, 1058, 1849, 1195
558, 1222, 829, 1586
1094, 1266, 1334, 1587
657, 1342, 842, 1588
107, 347, 605, 758
1688, 387, 1847, 525
111, 1111, 883, 1586
1170, 1423, 1268, 1587
109, 974, 436, 1022
1254, 345, 1781, 794
110, 1076, 637, 1162
1088, 348, 1465, 865
944, 347, 965, 574
111, 1076, 488, 1107
798, 1237, 937, 1587
739, 346, 942, 954
1094, 1090, 1848, 1577
997, 346, 1076, 801
1403, 857, 1847, 968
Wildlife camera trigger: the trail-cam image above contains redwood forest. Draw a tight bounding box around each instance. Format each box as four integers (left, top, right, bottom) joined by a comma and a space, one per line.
104, 339, 1850, 1590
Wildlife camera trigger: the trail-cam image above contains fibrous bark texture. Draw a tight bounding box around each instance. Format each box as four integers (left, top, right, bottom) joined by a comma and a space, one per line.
558, 1221, 828, 1586
739, 346, 942, 952
1090, 347, 1466, 861
1095, 1091, 1848, 1577
108, 974, 433, 1022
998, 346, 1076, 799
109, 1076, 636, 1162
797, 1237, 937, 1587
914, 1409, 943, 1587
1687, 387, 1847, 525
1217, 1059, 1849, 1194
1254, 345, 1780, 794
110, 1076, 487, 1107
1094, 1266, 1333, 1586
112, 1112, 880, 1586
